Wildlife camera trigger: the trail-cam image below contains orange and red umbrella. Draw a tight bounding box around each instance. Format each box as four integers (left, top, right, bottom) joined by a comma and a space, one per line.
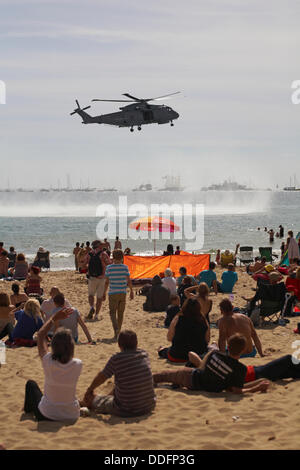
129, 216, 180, 254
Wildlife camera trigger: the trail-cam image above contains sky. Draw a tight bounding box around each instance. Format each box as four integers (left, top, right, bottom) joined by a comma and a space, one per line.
0, 0, 299, 190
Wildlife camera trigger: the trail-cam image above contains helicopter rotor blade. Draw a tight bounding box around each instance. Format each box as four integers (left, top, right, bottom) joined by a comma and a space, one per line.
122, 93, 141, 101
145, 91, 181, 102
92, 99, 135, 102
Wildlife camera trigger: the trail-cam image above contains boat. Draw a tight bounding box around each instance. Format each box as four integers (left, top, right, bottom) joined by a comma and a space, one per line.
158, 175, 184, 191
201, 179, 253, 191
132, 183, 152, 191
283, 176, 300, 191
97, 188, 118, 192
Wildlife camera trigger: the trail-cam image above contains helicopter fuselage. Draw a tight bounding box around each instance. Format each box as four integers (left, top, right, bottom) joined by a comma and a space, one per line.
83, 103, 179, 127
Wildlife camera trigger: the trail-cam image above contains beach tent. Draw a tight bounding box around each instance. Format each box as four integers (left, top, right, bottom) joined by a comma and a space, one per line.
124, 253, 210, 280
280, 231, 300, 266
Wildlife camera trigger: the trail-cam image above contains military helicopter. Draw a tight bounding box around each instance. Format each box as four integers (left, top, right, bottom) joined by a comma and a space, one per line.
70, 92, 180, 132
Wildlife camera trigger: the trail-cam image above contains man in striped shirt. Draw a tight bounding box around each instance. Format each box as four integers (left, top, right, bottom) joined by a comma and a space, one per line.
82, 330, 156, 417
103, 249, 134, 339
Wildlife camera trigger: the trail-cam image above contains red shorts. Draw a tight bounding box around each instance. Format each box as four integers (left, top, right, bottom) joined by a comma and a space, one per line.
245, 365, 256, 383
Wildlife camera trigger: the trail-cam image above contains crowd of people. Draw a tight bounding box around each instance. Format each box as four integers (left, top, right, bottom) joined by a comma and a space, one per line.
0, 227, 300, 427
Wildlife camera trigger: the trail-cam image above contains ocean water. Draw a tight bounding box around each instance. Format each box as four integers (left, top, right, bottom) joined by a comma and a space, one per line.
0, 190, 299, 270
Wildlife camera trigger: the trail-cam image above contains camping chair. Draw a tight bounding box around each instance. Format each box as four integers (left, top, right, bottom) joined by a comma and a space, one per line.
256, 282, 286, 324
259, 247, 278, 263
238, 246, 254, 266
220, 252, 234, 267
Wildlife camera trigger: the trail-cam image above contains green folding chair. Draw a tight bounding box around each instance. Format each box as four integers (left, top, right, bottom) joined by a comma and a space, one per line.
259, 247, 277, 263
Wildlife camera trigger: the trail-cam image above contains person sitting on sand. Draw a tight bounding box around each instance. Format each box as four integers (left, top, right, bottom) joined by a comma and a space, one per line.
218, 299, 264, 358
184, 282, 213, 323
158, 298, 210, 363
0, 293, 15, 342
11, 298, 44, 345
217, 263, 238, 293
163, 244, 174, 256
196, 262, 218, 294
33, 247, 50, 270
52, 293, 94, 344
40, 286, 70, 323
81, 330, 156, 417
164, 294, 181, 328
153, 333, 270, 395
220, 244, 239, 268
176, 266, 197, 287
0, 250, 9, 279
177, 275, 194, 306
252, 264, 283, 284
24, 308, 83, 422
175, 246, 181, 255
143, 275, 170, 312
12, 253, 28, 280
162, 268, 177, 295
24, 266, 43, 295
8, 246, 17, 269
10, 283, 28, 309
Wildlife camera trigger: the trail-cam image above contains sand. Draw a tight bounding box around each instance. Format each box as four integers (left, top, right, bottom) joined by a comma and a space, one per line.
0, 267, 300, 450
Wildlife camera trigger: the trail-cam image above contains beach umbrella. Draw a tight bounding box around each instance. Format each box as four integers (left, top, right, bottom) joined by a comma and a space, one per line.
129, 216, 180, 254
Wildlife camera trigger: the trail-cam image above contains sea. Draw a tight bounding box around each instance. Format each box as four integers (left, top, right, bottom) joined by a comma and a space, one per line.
0, 190, 299, 271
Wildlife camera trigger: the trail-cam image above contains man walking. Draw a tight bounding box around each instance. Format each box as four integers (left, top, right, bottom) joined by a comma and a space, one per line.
103, 249, 134, 339
86, 240, 110, 321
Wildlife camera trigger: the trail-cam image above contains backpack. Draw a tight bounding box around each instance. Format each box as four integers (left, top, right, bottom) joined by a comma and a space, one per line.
88, 252, 103, 277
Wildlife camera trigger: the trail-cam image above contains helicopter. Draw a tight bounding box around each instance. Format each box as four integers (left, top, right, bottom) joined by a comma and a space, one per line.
70, 92, 180, 132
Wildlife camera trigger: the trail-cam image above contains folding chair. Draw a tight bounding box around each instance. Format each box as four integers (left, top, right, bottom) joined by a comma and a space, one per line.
257, 282, 286, 325
238, 246, 254, 266
259, 247, 278, 263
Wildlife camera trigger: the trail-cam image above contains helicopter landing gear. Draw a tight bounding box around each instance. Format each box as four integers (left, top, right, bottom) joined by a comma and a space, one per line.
138, 126, 142, 131
170, 121, 174, 127
130, 127, 134, 132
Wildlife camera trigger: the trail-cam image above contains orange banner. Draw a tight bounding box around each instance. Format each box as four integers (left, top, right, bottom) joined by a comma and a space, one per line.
124, 254, 210, 279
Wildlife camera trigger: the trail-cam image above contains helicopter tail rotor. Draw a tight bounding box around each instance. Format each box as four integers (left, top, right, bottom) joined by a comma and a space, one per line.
70, 100, 91, 116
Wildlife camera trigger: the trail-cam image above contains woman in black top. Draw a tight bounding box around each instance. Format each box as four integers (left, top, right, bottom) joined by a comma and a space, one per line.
158, 298, 210, 363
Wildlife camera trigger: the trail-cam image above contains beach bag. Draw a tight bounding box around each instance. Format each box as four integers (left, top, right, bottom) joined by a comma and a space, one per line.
250, 307, 261, 327
88, 252, 103, 277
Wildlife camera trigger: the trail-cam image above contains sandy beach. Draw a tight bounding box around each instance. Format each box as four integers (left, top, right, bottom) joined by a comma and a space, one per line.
0, 266, 300, 450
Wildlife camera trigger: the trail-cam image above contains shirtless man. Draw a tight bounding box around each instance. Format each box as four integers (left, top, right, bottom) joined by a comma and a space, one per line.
218, 299, 264, 358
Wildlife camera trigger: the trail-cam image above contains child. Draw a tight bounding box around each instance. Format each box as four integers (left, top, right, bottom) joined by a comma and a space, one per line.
164, 294, 181, 328
25, 267, 43, 295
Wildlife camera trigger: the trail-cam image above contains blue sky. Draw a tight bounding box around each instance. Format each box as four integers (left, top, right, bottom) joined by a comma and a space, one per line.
0, 0, 299, 190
